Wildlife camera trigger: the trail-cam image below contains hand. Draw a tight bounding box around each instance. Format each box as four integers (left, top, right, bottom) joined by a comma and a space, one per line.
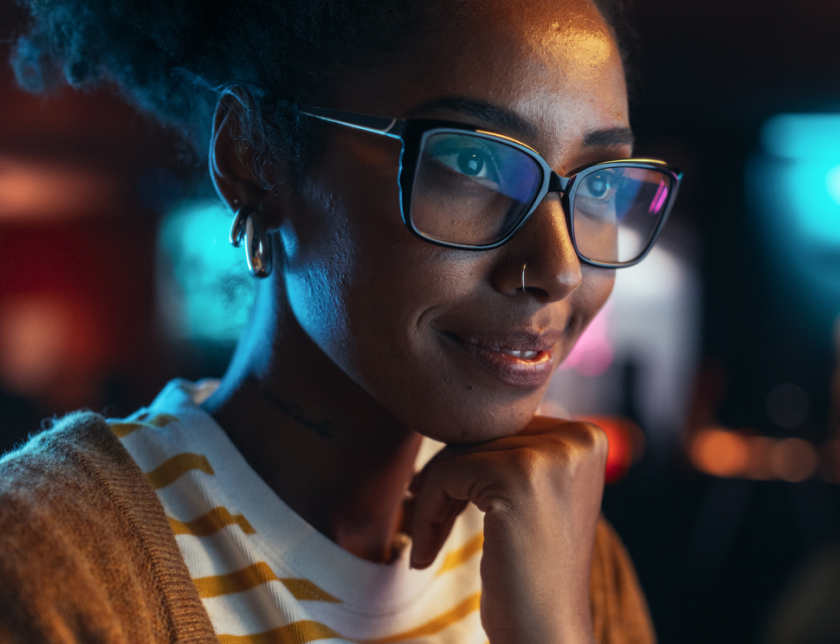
408, 416, 608, 644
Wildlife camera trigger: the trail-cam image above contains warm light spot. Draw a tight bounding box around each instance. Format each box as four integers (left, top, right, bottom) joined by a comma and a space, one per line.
0, 297, 72, 394
0, 156, 120, 220
541, 19, 613, 76
769, 438, 818, 482
0, 296, 106, 406
690, 428, 750, 478
743, 436, 775, 480
577, 415, 643, 484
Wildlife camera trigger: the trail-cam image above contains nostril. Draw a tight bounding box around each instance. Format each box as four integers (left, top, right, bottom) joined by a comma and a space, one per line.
520, 263, 549, 299
521, 285, 549, 298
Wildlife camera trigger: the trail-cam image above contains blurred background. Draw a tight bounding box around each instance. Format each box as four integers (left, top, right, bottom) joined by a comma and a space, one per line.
1, 1, 840, 642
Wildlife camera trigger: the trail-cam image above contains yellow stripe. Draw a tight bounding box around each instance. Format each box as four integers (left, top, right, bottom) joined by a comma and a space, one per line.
110, 422, 143, 438
437, 533, 484, 575
144, 453, 214, 490
218, 621, 341, 644
280, 579, 340, 603
216, 593, 480, 643
168, 507, 256, 537
195, 561, 277, 598
360, 592, 481, 643
194, 562, 340, 603
148, 413, 178, 427
110, 413, 179, 438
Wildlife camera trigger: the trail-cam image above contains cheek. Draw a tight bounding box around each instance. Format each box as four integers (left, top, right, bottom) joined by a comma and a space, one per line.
571, 266, 615, 335
277, 182, 360, 366
275, 157, 450, 389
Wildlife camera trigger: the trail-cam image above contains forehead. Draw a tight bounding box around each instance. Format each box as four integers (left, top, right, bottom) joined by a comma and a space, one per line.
447, 0, 617, 78
336, 0, 628, 162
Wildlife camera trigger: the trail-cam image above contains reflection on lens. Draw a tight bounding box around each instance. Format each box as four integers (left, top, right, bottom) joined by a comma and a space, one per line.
411, 132, 542, 246
573, 167, 673, 264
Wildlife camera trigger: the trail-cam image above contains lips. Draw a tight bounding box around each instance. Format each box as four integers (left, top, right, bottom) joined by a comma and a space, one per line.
444, 331, 562, 388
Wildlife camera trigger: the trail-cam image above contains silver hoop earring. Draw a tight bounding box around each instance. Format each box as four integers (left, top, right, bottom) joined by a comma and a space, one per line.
521, 263, 527, 293
229, 208, 248, 247
229, 208, 272, 278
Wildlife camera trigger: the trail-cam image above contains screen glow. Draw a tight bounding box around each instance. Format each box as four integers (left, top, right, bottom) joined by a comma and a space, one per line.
157, 201, 255, 342
758, 113, 840, 244
748, 113, 840, 318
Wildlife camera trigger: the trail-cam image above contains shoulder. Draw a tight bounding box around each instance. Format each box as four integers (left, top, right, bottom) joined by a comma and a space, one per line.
1, 411, 127, 491
0, 411, 149, 547
589, 516, 657, 644
0, 412, 217, 643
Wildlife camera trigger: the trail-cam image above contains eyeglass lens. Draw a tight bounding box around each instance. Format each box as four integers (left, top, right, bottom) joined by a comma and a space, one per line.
410, 131, 675, 264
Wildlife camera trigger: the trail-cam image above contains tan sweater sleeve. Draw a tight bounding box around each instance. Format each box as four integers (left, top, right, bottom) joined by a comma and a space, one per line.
0, 412, 218, 644
589, 517, 657, 644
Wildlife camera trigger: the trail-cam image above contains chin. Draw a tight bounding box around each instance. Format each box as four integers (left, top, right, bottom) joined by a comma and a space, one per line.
406, 396, 542, 446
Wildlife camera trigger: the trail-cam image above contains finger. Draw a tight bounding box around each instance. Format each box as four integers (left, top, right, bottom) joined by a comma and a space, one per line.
410, 482, 468, 568
410, 456, 480, 568
400, 494, 416, 537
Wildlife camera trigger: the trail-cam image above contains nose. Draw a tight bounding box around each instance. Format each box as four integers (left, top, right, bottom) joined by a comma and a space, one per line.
490, 194, 583, 302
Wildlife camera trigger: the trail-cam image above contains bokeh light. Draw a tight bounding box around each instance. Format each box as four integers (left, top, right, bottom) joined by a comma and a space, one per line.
157, 201, 255, 342
690, 428, 751, 478
749, 113, 840, 324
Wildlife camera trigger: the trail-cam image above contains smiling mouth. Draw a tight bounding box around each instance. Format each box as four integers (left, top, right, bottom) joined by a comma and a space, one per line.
444, 332, 560, 388
488, 347, 540, 360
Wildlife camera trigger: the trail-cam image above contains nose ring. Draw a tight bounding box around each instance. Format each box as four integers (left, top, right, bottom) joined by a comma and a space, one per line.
522, 263, 527, 293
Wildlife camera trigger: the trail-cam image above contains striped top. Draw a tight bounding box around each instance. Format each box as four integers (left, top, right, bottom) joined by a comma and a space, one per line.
111, 379, 488, 644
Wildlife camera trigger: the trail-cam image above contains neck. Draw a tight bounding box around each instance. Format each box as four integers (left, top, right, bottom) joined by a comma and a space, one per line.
202, 277, 423, 563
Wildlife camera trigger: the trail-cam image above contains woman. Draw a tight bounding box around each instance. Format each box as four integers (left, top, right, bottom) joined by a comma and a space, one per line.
1, 0, 680, 642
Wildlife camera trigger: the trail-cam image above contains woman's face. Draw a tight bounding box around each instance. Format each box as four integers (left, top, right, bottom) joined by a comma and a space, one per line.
269, 0, 631, 444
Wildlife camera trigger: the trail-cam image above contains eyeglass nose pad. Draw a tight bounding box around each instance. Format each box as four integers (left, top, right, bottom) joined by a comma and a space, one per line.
547, 172, 568, 195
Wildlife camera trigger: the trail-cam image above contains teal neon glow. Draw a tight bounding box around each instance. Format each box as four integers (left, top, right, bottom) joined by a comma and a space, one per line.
760, 114, 840, 244
157, 201, 255, 341
749, 114, 840, 323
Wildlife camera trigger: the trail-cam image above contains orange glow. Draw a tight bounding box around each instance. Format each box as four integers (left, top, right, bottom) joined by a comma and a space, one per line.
769, 438, 818, 483
577, 415, 644, 484
538, 16, 615, 80
690, 428, 750, 478
742, 436, 775, 480
0, 156, 120, 220
0, 297, 73, 393
688, 428, 830, 483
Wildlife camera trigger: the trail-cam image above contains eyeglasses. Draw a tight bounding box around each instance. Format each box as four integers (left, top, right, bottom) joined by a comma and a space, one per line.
301, 106, 683, 268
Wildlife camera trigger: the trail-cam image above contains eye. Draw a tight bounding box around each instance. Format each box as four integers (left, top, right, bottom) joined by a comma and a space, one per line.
425, 136, 503, 185
581, 172, 612, 198
456, 150, 488, 176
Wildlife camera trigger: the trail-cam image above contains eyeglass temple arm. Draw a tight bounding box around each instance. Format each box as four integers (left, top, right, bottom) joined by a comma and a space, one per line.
300, 106, 406, 139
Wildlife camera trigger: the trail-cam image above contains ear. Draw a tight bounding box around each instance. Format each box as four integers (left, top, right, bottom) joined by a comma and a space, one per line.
209, 88, 274, 215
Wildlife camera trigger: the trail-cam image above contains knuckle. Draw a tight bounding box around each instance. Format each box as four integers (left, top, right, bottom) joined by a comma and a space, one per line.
580, 421, 609, 453
542, 419, 607, 451
505, 446, 547, 489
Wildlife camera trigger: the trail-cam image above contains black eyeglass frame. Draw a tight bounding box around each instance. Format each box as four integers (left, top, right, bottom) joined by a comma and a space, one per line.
301, 106, 683, 268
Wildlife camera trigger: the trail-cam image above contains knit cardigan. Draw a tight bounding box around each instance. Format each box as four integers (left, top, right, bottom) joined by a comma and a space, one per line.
0, 412, 656, 644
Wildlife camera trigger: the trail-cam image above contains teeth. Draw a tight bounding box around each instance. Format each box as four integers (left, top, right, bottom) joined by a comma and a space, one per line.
494, 348, 539, 359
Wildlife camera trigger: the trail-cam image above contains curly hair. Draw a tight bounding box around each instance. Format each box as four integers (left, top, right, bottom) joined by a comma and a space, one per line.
11, 0, 635, 184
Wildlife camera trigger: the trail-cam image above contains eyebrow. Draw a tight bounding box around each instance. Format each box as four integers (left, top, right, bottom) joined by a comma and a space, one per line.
406, 96, 539, 140
406, 95, 635, 151
583, 127, 635, 149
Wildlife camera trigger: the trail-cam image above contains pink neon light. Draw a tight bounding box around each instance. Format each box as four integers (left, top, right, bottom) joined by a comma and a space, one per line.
559, 304, 614, 377
649, 180, 669, 214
